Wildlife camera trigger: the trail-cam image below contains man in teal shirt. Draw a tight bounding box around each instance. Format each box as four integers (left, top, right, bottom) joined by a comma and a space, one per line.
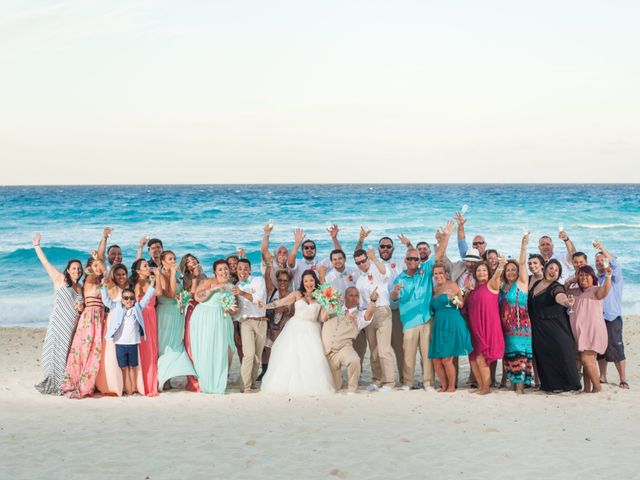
391, 222, 453, 391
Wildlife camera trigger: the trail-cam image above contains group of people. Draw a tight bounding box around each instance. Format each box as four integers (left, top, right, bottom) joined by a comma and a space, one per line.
33, 210, 628, 398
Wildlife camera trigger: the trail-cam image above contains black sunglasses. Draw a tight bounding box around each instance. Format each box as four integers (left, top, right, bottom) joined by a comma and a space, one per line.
355, 259, 368, 265
472, 241, 485, 246
406, 257, 420, 261
122, 295, 135, 301
379, 244, 393, 249
302, 245, 316, 250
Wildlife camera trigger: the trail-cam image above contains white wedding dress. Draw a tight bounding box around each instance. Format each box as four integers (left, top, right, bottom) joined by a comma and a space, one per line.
261, 300, 336, 395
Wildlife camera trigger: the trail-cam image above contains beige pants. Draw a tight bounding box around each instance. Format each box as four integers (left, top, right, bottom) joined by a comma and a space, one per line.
402, 322, 434, 387
391, 308, 405, 383
327, 346, 361, 392
365, 306, 394, 387
240, 318, 267, 391
354, 330, 367, 367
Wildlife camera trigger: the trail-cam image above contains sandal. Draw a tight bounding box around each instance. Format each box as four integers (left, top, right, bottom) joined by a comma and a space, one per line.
619, 381, 630, 389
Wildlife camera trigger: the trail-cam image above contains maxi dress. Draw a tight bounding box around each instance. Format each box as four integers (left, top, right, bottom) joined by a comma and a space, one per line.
35, 285, 82, 395
499, 283, 533, 385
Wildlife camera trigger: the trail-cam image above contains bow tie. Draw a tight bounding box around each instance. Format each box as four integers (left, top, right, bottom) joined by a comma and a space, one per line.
239, 279, 251, 287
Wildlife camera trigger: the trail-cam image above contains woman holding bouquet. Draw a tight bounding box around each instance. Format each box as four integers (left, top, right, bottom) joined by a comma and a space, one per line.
190, 259, 237, 394
156, 251, 196, 391
259, 270, 336, 395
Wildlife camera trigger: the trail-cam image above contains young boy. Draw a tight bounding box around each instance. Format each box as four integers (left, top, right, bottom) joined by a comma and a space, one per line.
101, 282, 155, 395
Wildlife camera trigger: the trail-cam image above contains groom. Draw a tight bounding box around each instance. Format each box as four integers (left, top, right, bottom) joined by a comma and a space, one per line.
321, 287, 378, 393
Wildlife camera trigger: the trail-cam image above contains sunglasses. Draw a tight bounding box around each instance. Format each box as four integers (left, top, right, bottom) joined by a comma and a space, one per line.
472, 241, 485, 246
406, 257, 420, 262
355, 259, 368, 265
122, 296, 135, 301
379, 244, 393, 249
302, 245, 316, 250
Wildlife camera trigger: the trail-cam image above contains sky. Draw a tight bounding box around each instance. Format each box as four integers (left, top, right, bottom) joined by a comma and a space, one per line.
1, 0, 639, 185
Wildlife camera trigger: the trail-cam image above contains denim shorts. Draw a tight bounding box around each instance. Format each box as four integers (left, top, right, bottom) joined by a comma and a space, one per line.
115, 344, 139, 368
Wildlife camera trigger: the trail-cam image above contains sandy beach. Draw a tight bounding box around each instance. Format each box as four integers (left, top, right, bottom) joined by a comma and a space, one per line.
1, 319, 639, 480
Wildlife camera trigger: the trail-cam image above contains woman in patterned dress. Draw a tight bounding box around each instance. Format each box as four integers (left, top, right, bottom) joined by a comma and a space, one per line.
60, 255, 105, 398
33, 233, 84, 395
499, 233, 533, 394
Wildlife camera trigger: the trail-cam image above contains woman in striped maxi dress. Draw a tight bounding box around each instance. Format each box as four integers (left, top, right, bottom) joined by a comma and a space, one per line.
33, 233, 84, 395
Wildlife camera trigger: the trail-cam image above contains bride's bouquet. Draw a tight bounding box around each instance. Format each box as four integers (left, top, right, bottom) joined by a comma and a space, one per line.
175, 290, 191, 314
312, 282, 342, 315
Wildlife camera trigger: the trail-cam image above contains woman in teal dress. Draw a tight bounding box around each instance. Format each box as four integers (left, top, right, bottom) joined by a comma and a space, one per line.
157, 251, 196, 391
429, 264, 473, 392
190, 259, 237, 394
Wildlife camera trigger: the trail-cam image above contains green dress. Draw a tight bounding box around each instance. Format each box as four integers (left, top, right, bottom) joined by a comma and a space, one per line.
157, 289, 196, 389
189, 287, 236, 394
428, 294, 473, 358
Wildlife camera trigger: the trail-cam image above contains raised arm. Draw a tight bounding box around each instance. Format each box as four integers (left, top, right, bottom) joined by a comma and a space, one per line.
354, 226, 371, 255
96, 227, 112, 262
593, 241, 613, 260
328, 224, 343, 251
518, 233, 530, 288
264, 258, 276, 294
435, 221, 455, 261
367, 247, 387, 276
488, 257, 506, 293
135, 235, 148, 261
455, 212, 468, 258
194, 279, 219, 303
287, 228, 305, 269
397, 234, 413, 250
32, 233, 65, 286
100, 287, 119, 310
559, 229, 576, 264
261, 222, 273, 262
139, 284, 157, 309
594, 265, 613, 300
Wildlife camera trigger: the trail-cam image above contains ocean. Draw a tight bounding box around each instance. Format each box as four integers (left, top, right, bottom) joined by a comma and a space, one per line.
0, 184, 638, 327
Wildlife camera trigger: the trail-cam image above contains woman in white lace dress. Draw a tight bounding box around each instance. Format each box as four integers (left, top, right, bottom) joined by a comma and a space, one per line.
259, 269, 335, 395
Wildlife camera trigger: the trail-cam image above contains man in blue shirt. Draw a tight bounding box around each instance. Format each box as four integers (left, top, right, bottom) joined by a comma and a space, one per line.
391, 221, 453, 391
594, 242, 628, 388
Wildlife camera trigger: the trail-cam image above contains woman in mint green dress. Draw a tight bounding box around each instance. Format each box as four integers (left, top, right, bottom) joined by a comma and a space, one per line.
429, 264, 473, 392
157, 251, 196, 391
190, 259, 237, 394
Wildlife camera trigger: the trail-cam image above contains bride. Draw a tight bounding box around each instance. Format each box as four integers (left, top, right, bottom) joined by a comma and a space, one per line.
259, 269, 336, 395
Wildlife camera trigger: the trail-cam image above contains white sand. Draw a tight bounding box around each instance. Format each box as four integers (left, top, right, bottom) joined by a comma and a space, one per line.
1, 319, 639, 480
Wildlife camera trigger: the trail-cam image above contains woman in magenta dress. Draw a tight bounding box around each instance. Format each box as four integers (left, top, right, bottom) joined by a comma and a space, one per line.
465, 259, 505, 394
131, 258, 159, 396
570, 265, 612, 393
179, 254, 207, 392
60, 257, 105, 398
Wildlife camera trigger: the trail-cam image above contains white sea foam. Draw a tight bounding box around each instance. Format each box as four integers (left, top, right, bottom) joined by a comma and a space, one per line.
577, 223, 640, 229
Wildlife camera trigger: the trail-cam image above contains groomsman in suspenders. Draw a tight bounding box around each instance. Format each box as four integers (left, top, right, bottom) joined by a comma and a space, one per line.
322, 287, 377, 393
355, 229, 404, 384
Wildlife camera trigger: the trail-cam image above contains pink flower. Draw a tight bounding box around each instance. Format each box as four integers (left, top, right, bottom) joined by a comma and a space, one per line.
367, 274, 373, 282
419, 269, 424, 275
391, 263, 396, 269
310, 265, 316, 270
348, 275, 353, 282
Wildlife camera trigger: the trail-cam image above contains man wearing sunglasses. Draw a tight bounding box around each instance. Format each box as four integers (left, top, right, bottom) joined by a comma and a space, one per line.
353, 247, 393, 391
355, 229, 406, 384
390, 222, 454, 392
287, 226, 343, 289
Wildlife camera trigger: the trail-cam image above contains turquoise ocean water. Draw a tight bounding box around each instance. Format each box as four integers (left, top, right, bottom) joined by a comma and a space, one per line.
0, 184, 638, 327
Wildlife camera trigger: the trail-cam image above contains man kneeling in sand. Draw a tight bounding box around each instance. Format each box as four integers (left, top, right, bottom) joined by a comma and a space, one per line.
322, 287, 377, 393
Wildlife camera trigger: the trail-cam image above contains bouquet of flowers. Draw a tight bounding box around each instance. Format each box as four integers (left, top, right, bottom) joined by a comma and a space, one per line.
312, 282, 342, 315
175, 290, 191, 314
220, 291, 237, 314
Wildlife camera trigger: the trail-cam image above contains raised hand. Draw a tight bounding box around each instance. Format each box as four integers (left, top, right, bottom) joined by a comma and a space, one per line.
443, 220, 455, 236
366, 246, 377, 260
139, 235, 150, 247
498, 257, 508, 268
33, 233, 41, 246
328, 224, 339, 239
592, 240, 603, 251
237, 247, 246, 259
293, 228, 306, 244
558, 229, 569, 242
231, 285, 241, 296
91, 250, 99, 261
397, 234, 411, 247
103, 227, 113, 238
359, 226, 372, 241
318, 265, 328, 278
264, 221, 274, 234
522, 231, 530, 246
454, 212, 467, 226
434, 229, 443, 243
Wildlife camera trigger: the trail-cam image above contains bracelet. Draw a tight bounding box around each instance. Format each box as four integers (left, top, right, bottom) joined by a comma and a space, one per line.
563, 238, 570, 242
605, 274, 612, 278
33, 243, 40, 247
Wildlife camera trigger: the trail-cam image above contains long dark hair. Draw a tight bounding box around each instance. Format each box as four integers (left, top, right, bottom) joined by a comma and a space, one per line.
298, 269, 320, 294
129, 258, 148, 289
63, 259, 83, 287
180, 254, 206, 291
